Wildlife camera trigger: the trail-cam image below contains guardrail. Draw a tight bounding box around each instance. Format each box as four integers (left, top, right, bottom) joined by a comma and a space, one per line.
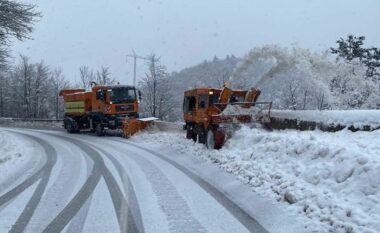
8, 118, 63, 122
0, 117, 64, 129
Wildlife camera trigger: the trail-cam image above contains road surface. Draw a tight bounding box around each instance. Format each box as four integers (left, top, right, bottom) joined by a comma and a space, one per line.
0, 128, 269, 233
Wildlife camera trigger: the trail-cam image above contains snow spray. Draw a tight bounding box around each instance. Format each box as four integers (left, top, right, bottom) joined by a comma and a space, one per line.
229, 46, 295, 88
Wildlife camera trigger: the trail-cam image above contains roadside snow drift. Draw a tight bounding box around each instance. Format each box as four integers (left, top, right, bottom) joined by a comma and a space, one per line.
135, 127, 380, 233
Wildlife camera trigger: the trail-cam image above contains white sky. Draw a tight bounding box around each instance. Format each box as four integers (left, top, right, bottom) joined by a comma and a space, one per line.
11, 0, 380, 85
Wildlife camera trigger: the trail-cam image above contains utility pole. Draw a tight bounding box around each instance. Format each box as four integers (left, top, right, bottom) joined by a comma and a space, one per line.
126, 50, 149, 86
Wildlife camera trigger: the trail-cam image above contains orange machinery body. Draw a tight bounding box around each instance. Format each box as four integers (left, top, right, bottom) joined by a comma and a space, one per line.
59, 85, 140, 134
183, 87, 262, 130
183, 86, 271, 149
59, 86, 139, 117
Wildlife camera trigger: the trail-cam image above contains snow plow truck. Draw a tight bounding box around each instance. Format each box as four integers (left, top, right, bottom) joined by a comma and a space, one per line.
59, 83, 151, 136
183, 86, 272, 149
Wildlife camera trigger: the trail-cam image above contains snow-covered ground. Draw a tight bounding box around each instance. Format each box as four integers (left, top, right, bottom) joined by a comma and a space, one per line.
135, 127, 380, 233
271, 110, 380, 129
0, 130, 40, 191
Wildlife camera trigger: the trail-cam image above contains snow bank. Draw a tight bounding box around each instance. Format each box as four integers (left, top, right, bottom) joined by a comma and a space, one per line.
135, 128, 380, 233
271, 110, 380, 129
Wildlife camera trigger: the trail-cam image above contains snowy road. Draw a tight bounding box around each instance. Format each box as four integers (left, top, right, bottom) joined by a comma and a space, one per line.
0, 128, 271, 233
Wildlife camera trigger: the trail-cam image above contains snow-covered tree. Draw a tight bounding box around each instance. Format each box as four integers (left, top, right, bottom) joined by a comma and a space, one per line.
230, 45, 335, 110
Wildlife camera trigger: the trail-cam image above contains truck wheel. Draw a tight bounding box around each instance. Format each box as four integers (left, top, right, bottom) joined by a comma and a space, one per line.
186, 128, 193, 139
96, 124, 105, 136
67, 124, 74, 133
66, 121, 76, 134
206, 129, 225, 150
192, 132, 197, 142
198, 130, 206, 144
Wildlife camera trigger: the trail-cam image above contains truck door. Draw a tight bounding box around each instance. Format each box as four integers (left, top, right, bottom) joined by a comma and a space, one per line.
196, 94, 209, 124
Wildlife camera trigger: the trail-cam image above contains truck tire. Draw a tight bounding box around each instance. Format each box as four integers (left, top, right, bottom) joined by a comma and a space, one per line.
206, 129, 225, 150
192, 132, 197, 142
198, 131, 206, 144
96, 124, 105, 136
67, 122, 76, 134
67, 124, 74, 133
186, 129, 197, 142
186, 128, 193, 139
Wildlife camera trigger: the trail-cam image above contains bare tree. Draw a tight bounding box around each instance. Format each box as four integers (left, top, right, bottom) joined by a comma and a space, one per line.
16, 55, 35, 117
139, 54, 173, 119
50, 68, 69, 119
32, 61, 49, 118
96, 66, 115, 85
79, 66, 94, 89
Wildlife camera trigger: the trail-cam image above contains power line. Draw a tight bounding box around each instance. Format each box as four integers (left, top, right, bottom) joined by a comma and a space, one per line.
126, 50, 149, 86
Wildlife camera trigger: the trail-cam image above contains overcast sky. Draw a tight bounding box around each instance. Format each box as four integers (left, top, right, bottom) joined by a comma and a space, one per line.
11, 0, 380, 85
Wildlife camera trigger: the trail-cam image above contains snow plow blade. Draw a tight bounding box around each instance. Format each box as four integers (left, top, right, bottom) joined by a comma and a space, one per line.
122, 117, 158, 138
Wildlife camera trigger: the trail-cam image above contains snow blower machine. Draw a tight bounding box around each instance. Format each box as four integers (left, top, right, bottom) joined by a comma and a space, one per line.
183, 85, 272, 149
59, 82, 156, 137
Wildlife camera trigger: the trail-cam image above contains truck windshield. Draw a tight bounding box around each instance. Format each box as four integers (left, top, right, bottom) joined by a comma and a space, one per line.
108, 88, 136, 104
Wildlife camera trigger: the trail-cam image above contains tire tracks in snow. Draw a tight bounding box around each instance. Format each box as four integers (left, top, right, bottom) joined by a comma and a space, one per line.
127, 152, 208, 233
92, 146, 145, 233
41, 134, 141, 233
0, 133, 57, 233
111, 138, 268, 233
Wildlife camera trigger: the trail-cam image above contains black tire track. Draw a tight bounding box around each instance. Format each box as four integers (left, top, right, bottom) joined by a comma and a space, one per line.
114, 139, 269, 233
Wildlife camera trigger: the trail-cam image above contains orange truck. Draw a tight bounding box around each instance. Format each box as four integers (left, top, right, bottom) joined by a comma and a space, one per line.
59, 83, 141, 135
183, 86, 271, 149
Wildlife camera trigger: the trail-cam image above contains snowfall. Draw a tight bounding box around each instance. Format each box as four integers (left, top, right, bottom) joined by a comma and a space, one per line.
135, 126, 380, 233
1, 121, 380, 233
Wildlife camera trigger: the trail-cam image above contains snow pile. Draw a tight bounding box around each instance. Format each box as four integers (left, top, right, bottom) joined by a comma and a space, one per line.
271, 110, 380, 129
222, 104, 270, 116
135, 128, 380, 233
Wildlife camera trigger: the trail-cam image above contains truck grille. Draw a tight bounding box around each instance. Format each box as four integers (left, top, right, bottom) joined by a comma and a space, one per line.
116, 105, 133, 112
